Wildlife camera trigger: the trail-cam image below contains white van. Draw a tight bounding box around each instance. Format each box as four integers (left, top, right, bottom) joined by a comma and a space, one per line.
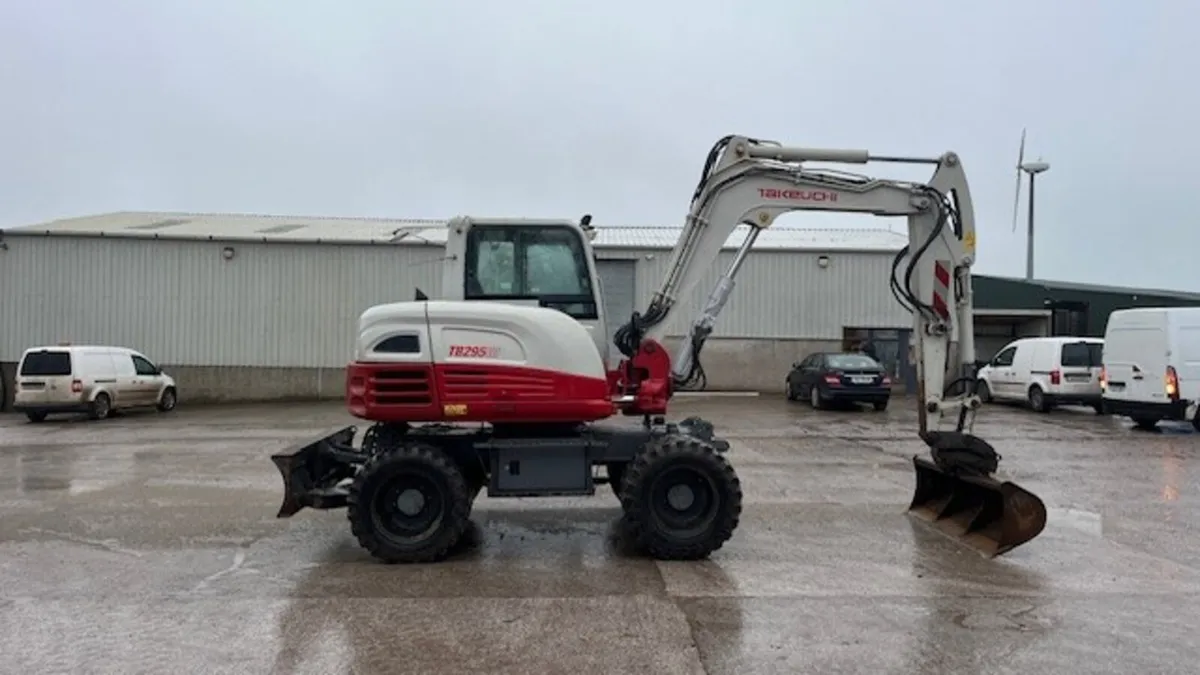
1101, 307, 1200, 430
976, 336, 1105, 413
12, 344, 178, 423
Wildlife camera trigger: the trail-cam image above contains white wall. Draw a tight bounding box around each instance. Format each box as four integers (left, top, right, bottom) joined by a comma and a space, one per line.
0, 236, 446, 367
603, 247, 911, 338
0, 235, 911, 368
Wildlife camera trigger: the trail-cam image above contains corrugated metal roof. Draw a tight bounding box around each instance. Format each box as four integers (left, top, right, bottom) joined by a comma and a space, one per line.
2, 211, 908, 252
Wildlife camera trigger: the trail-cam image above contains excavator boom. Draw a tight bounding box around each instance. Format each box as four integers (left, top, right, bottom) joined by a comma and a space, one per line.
611, 135, 1047, 556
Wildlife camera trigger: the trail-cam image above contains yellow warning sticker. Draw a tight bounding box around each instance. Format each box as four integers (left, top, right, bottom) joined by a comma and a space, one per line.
963, 230, 976, 254
443, 404, 468, 416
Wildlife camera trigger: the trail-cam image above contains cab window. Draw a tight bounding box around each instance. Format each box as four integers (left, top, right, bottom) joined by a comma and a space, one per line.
464, 225, 597, 320
992, 346, 1017, 367
131, 355, 158, 376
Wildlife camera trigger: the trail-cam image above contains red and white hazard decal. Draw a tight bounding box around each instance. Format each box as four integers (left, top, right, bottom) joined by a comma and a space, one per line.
931, 260, 952, 320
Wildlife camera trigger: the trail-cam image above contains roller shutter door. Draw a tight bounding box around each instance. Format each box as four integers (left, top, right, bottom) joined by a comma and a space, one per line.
596, 259, 637, 363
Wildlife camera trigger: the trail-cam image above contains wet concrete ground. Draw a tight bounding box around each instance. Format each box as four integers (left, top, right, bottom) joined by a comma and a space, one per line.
1, 396, 1197, 674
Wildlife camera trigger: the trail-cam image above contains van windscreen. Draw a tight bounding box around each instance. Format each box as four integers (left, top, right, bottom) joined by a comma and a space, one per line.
1061, 342, 1103, 368
20, 351, 72, 376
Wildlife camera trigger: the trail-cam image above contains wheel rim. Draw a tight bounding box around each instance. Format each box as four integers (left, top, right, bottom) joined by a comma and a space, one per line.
1031, 390, 1042, 409
163, 391, 175, 409
371, 468, 447, 545
95, 396, 109, 417
811, 386, 819, 407
648, 464, 720, 538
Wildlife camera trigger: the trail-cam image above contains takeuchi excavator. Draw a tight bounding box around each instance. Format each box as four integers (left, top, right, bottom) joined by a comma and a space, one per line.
270, 134, 1048, 564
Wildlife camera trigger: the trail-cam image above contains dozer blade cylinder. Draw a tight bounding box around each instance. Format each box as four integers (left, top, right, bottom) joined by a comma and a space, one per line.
270, 425, 361, 518
907, 455, 1047, 557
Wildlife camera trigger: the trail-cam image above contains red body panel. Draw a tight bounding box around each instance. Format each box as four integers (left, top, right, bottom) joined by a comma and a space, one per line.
346, 361, 616, 423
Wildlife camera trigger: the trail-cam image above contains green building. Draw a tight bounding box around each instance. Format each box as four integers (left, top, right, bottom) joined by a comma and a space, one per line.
970, 275, 1200, 360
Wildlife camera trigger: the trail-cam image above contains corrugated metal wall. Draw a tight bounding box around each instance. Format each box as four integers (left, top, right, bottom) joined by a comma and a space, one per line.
0, 237, 447, 367
0, 236, 910, 367
627, 248, 910, 339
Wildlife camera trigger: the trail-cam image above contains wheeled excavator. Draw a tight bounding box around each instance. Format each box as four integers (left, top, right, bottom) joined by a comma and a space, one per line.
269, 134, 1048, 564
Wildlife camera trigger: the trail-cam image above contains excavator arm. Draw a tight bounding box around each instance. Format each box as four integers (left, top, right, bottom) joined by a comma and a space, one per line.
612, 134, 1047, 556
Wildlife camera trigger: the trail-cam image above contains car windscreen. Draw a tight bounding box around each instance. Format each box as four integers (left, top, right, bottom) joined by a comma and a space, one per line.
1060, 342, 1103, 368
827, 354, 880, 370
19, 350, 72, 376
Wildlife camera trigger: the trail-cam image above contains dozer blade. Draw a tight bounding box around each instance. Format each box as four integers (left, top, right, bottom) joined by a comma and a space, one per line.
907, 455, 1047, 557
270, 425, 362, 518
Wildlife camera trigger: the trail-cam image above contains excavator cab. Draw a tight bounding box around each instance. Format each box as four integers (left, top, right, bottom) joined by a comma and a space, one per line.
437, 216, 612, 366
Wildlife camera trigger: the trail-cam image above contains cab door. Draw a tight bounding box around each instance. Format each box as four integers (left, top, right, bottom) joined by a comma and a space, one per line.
986, 345, 1018, 399
130, 354, 161, 406
112, 352, 143, 406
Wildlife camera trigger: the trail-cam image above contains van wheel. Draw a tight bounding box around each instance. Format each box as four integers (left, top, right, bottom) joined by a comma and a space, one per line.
89, 393, 111, 420
1028, 386, 1050, 413
976, 381, 992, 403
157, 387, 177, 412
1131, 416, 1160, 431
26, 411, 47, 423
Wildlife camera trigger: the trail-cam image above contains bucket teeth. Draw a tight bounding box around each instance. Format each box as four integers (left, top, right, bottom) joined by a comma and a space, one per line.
908, 455, 1047, 557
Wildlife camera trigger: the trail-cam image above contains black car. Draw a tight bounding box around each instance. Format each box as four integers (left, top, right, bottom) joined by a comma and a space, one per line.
785, 352, 893, 410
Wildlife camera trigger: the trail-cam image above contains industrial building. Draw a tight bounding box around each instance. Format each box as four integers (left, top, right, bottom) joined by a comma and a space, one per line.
0, 211, 922, 406
970, 275, 1200, 360
8, 211, 1198, 407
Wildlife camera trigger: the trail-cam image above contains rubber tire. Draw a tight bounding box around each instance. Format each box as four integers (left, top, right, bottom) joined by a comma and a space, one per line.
873, 400, 888, 411
156, 387, 177, 412
1132, 416, 1161, 431
810, 385, 824, 410
619, 435, 742, 560
1093, 402, 1106, 415
25, 411, 47, 423
977, 380, 992, 403
346, 442, 472, 564
89, 393, 111, 420
1028, 386, 1049, 413
607, 462, 627, 499
785, 380, 796, 401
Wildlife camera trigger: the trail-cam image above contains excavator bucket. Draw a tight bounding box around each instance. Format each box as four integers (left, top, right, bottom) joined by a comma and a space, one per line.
906, 436, 1047, 557
270, 425, 362, 518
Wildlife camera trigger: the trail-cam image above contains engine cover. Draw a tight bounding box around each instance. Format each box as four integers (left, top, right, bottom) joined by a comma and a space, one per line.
346, 300, 615, 424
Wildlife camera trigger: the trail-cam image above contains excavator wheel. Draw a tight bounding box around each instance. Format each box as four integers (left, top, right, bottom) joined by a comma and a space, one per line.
619, 435, 742, 560
346, 441, 472, 564
606, 462, 628, 499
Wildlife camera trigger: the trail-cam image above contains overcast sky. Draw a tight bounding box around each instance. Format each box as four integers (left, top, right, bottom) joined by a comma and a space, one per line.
1, 0, 1195, 289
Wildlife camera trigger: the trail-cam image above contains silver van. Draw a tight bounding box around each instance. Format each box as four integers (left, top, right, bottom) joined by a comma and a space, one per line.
12, 344, 178, 422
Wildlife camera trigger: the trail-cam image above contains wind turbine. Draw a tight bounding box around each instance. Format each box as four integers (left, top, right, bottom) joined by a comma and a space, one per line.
1011, 128, 1050, 281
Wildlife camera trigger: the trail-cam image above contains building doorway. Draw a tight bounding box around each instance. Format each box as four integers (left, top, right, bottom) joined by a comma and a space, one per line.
843, 327, 916, 394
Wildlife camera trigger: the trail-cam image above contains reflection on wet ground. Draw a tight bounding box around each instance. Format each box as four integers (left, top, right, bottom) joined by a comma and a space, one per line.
1, 397, 1197, 674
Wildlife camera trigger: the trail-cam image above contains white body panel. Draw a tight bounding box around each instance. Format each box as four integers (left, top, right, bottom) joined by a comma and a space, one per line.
13, 344, 176, 410
1102, 307, 1200, 406
355, 300, 607, 380
977, 336, 1104, 404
